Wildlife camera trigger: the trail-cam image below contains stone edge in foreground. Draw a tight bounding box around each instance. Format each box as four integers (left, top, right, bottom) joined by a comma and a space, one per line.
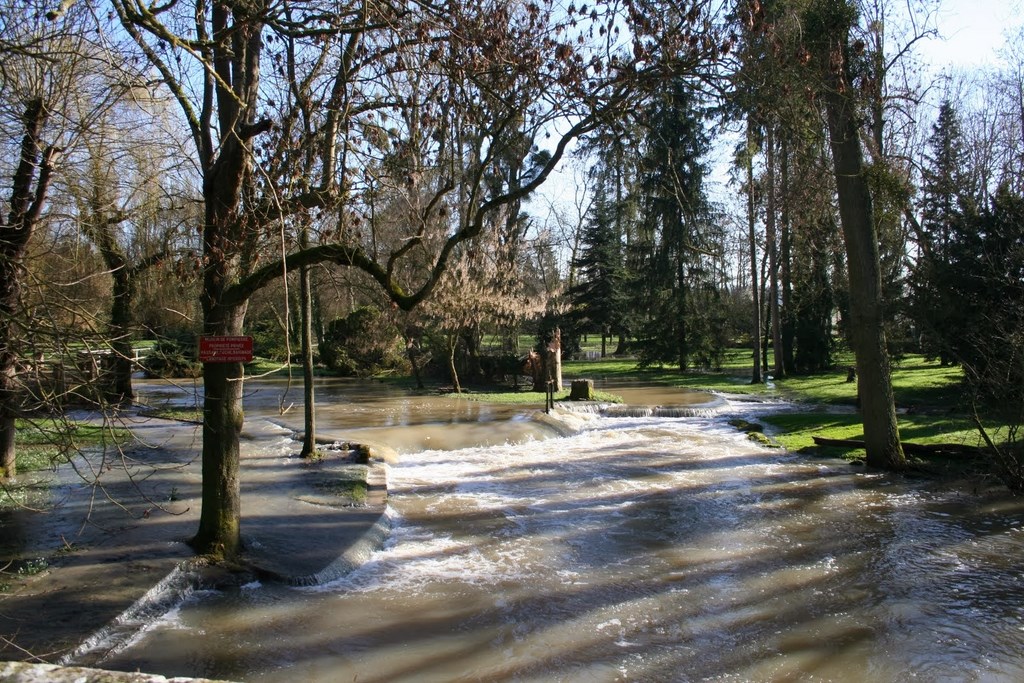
0, 661, 233, 682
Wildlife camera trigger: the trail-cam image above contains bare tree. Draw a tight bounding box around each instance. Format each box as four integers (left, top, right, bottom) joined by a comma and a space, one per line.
107, 0, 724, 559
0, 1, 115, 478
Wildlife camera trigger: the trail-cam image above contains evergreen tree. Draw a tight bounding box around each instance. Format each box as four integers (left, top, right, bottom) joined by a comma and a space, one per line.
943, 186, 1024, 409
569, 177, 627, 357
631, 78, 719, 370
910, 101, 970, 365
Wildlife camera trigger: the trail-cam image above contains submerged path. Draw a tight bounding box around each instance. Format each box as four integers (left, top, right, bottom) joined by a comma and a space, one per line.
100, 403, 1024, 682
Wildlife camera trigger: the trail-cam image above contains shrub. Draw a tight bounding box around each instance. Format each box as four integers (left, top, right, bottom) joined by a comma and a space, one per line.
319, 306, 407, 376
141, 337, 201, 379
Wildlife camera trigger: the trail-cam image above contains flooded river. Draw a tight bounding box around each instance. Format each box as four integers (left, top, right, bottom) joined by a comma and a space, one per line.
102, 381, 1024, 681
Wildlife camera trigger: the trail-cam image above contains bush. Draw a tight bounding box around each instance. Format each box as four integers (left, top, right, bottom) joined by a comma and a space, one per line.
250, 318, 291, 362
319, 306, 407, 376
141, 337, 201, 379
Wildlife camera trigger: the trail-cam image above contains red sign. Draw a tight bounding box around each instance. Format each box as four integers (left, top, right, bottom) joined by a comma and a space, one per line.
199, 336, 254, 363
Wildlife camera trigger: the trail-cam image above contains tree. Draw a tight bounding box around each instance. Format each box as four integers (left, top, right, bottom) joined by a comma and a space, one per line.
569, 166, 627, 357
110, 0, 722, 559
1, 2, 104, 478
1, 99, 55, 479
909, 100, 969, 365
632, 78, 719, 370
741, 130, 764, 383
803, 0, 905, 470
71, 108, 186, 404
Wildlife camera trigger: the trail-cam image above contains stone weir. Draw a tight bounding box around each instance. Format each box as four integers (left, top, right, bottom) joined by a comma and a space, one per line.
557, 398, 725, 419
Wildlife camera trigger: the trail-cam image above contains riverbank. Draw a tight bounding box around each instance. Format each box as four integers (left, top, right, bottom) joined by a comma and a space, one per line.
0, 411, 390, 668
558, 352, 1013, 478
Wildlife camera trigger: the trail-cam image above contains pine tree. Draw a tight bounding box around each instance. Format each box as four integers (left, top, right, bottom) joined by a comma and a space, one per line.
910, 101, 970, 365
631, 78, 718, 370
569, 177, 627, 358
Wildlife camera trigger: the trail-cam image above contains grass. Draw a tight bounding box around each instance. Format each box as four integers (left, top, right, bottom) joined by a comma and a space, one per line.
2, 418, 133, 511
12, 419, 131, 472
760, 412, 985, 454
563, 348, 779, 396
138, 406, 204, 423
311, 478, 367, 504
553, 348, 1020, 479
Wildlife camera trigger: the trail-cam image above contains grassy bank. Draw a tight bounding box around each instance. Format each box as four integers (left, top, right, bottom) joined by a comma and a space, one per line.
561, 349, 1015, 479
2, 418, 133, 511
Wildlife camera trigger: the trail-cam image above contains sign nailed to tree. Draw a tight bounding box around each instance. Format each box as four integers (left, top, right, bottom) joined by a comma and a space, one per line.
199, 336, 254, 363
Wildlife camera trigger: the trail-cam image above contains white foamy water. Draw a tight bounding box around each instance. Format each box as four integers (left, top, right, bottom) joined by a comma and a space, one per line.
100, 406, 1024, 682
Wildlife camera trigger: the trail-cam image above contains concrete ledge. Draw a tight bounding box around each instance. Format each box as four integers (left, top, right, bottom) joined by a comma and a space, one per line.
0, 661, 232, 682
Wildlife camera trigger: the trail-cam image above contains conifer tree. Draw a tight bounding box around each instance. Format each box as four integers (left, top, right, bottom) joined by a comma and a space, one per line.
910, 101, 970, 365
632, 78, 719, 370
569, 168, 627, 358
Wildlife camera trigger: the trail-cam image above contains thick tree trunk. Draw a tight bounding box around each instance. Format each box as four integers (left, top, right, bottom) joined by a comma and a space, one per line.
818, 16, 905, 471
1, 98, 53, 480
0, 417, 14, 479
614, 333, 628, 356
192, 304, 247, 558
0, 272, 21, 480
195, 355, 245, 558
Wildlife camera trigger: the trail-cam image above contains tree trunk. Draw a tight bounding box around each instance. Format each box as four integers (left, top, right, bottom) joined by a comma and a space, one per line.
747, 129, 763, 384
549, 327, 562, 392
616, 333, 628, 356
0, 270, 21, 480
194, 353, 245, 558
407, 339, 425, 390
192, 299, 247, 558
779, 136, 796, 375
817, 9, 905, 470
0, 417, 14, 479
1, 98, 53, 480
299, 262, 316, 458
676, 252, 688, 372
107, 268, 136, 404
447, 334, 462, 394
765, 123, 784, 379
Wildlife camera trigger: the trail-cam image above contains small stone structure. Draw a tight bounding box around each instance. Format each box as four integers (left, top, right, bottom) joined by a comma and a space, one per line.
569, 379, 594, 401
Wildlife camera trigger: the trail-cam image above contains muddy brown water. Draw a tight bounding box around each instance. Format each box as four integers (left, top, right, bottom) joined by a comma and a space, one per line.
88, 379, 1024, 681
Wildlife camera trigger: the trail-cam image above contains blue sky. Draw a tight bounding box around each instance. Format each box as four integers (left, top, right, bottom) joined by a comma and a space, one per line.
921, 0, 1021, 68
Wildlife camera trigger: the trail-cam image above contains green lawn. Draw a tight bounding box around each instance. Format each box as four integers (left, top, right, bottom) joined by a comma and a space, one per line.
557, 350, 1022, 478
3, 419, 134, 511
13, 418, 131, 472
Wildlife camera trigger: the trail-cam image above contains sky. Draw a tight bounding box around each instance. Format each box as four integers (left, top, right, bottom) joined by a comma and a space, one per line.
920, 0, 1021, 69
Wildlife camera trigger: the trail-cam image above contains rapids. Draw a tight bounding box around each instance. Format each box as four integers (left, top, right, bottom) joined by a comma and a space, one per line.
98, 383, 1024, 682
